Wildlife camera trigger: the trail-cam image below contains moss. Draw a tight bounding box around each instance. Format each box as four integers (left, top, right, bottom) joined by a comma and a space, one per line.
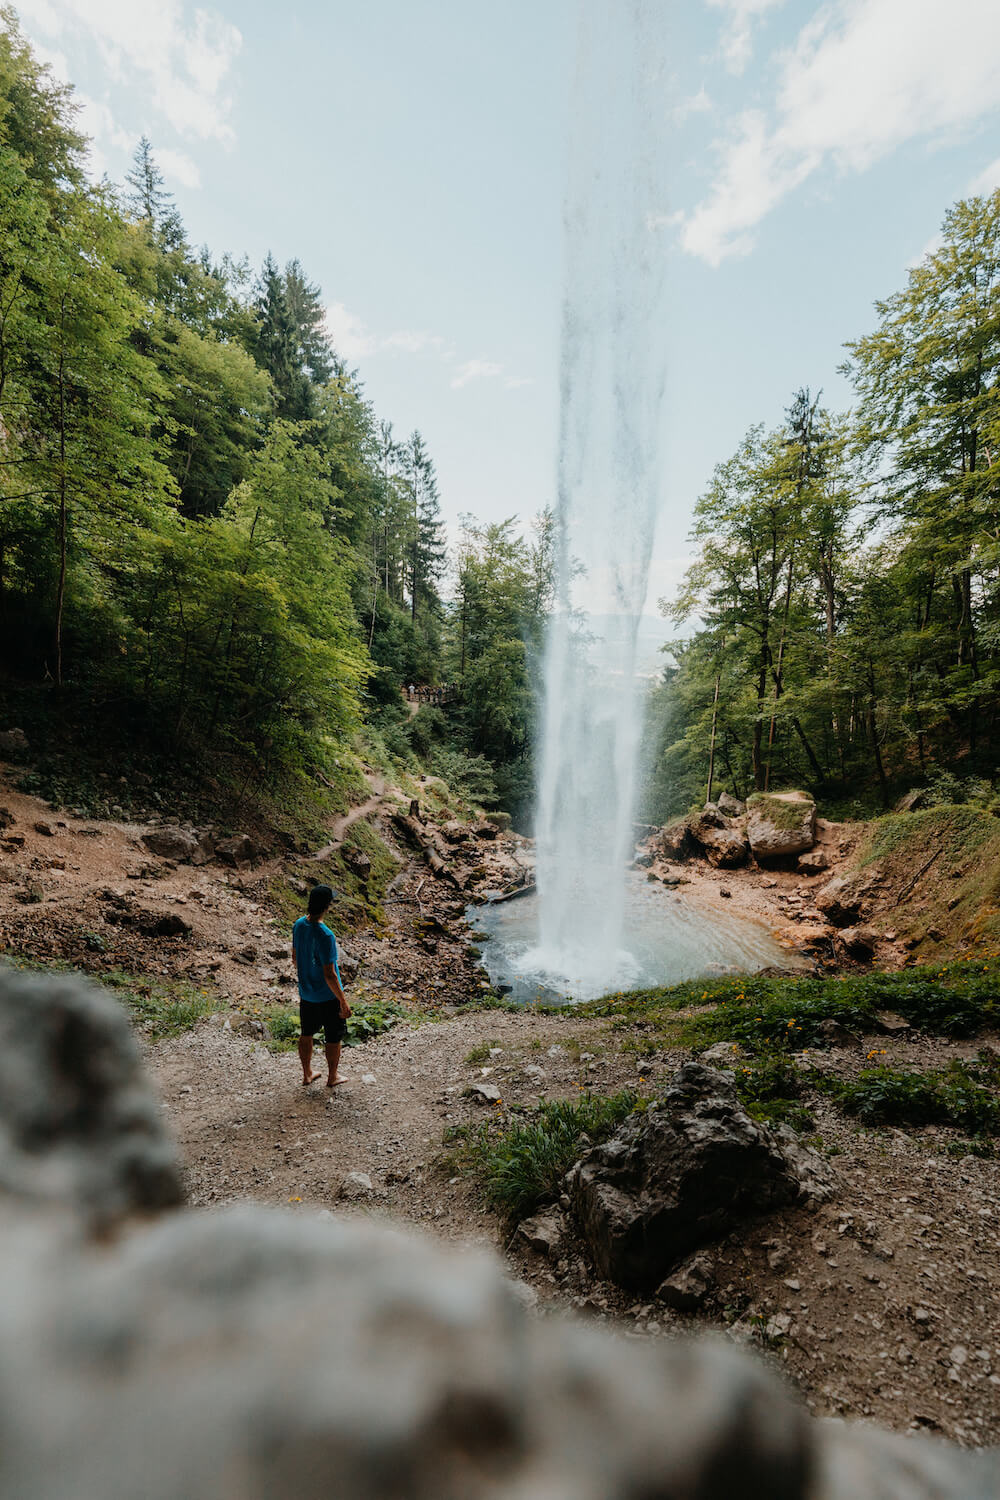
745, 791, 815, 831
269, 817, 401, 936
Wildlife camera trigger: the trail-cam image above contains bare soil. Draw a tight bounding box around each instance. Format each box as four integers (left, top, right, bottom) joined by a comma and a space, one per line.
2, 772, 999, 1448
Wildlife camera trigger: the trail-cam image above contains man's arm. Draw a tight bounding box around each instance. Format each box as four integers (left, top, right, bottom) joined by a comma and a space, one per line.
324, 963, 351, 1018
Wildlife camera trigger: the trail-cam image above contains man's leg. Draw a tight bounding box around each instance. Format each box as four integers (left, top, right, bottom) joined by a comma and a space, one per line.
324, 1040, 343, 1087
298, 1033, 320, 1085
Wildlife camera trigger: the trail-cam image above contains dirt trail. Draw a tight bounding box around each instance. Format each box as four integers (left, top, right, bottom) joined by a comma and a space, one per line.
309, 774, 388, 861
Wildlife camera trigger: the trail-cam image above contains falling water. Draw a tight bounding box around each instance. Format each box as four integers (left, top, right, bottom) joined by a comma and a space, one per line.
531, 2, 668, 998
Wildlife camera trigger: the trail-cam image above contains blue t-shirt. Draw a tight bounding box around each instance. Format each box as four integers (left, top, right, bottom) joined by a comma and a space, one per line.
293, 916, 342, 1004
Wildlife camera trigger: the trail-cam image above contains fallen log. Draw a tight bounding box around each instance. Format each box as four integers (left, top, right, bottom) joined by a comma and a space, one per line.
391, 812, 468, 891
486, 881, 537, 905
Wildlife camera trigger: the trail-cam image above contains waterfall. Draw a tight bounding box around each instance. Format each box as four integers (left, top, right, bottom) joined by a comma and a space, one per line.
531, 2, 667, 999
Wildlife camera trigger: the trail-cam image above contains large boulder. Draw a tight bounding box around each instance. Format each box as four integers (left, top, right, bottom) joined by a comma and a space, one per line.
658, 820, 691, 861
142, 826, 198, 862
0, 726, 29, 758
567, 1063, 834, 1291
686, 810, 749, 868
745, 793, 817, 861
815, 875, 865, 927
716, 791, 745, 817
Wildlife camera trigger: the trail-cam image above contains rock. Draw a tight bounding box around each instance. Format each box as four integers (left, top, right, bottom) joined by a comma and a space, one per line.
473, 822, 499, 841
33, 821, 55, 837
485, 812, 512, 832
817, 1018, 859, 1046
657, 1253, 716, 1312
0, 726, 29, 758
522, 1063, 547, 1083
745, 793, 817, 861
567, 1063, 835, 1290
704, 830, 750, 869
143, 827, 199, 862
699, 1042, 744, 1065
215, 834, 257, 867
719, 888, 732, 898
466, 1082, 502, 1105
815, 876, 864, 927
797, 850, 829, 874
875, 1011, 911, 1034
153, 913, 193, 938
190, 831, 217, 866
698, 804, 727, 828
230, 1016, 265, 1038
0, 806, 14, 829
338, 1171, 373, 1200
440, 820, 469, 844
839, 925, 878, 958
0, 967, 182, 1229
895, 788, 929, 813
658, 821, 691, 861
342, 845, 371, 881
517, 1209, 568, 1257
716, 792, 745, 817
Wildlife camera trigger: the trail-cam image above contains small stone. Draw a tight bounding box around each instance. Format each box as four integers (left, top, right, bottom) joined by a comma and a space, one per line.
466, 1082, 502, 1105
783, 1279, 801, 1292
517, 1210, 568, 1258
33, 822, 54, 837
338, 1171, 373, 1200
361, 1073, 377, 1085
950, 1346, 968, 1367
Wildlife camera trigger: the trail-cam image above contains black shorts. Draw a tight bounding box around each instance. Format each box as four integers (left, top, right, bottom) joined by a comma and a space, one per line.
299, 1000, 347, 1043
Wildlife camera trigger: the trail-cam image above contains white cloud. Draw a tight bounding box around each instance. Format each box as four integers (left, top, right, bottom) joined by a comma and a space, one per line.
672, 85, 712, 124
325, 305, 530, 390
969, 156, 1000, 196
451, 359, 503, 389
706, 0, 787, 75
157, 146, 201, 189
16, 0, 242, 144
682, 0, 1000, 265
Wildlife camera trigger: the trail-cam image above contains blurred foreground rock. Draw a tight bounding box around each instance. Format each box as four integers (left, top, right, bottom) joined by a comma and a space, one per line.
0, 968, 995, 1500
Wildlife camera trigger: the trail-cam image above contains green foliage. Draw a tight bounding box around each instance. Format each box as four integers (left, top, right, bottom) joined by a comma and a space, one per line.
448, 1089, 642, 1224
587, 955, 1000, 1052
265, 995, 408, 1051
464, 1039, 501, 1065
730, 1052, 814, 1132
826, 1059, 1000, 1135
745, 792, 815, 831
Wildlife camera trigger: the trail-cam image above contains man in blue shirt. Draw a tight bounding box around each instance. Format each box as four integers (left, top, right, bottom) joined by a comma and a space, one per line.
292, 884, 351, 1087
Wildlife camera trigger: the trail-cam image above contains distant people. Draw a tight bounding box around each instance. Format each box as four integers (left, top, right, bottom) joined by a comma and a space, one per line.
407, 683, 415, 701
292, 884, 351, 1088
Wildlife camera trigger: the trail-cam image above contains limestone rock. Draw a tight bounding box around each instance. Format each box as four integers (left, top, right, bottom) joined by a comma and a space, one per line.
0, 726, 29, 758
657, 1253, 716, 1312
342, 845, 371, 881
567, 1063, 834, 1291
815, 875, 864, 927
517, 1208, 568, 1257
699, 1041, 744, 1066
687, 811, 749, 868
215, 834, 257, 867
839, 925, 878, 958
466, 1081, 502, 1105
658, 821, 691, 861
338, 1171, 373, 1200
473, 821, 499, 841
142, 827, 198, 861
746, 793, 817, 861
716, 792, 745, 817
798, 849, 829, 874
0, 968, 182, 1229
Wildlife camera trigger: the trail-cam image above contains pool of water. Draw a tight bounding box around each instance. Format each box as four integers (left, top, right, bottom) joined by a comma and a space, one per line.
469, 872, 799, 1005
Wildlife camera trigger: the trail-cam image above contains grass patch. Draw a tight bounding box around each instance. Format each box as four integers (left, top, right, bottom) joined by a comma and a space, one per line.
1, 955, 222, 1040
586, 954, 1000, 1054
730, 1053, 815, 1133
464, 1039, 501, 1066
823, 1055, 1000, 1134
446, 1089, 644, 1224
269, 817, 401, 935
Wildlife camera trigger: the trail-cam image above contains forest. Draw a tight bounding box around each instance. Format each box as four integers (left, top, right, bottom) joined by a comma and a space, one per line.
3, 8, 999, 834
648, 187, 1000, 822
0, 12, 551, 824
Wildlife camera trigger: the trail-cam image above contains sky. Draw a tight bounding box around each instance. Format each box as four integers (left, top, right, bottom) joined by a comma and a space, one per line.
12, 0, 1000, 619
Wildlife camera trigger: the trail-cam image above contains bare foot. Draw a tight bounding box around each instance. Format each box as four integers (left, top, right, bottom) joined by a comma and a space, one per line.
326, 1075, 348, 1088
302, 1071, 321, 1086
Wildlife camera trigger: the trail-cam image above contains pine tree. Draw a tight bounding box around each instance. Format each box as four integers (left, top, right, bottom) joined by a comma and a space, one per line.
253, 254, 312, 420
284, 259, 334, 385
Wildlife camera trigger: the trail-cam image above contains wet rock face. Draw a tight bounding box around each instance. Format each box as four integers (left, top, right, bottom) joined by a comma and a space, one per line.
0, 968, 183, 1230
746, 793, 817, 860
567, 1063, 835, 1292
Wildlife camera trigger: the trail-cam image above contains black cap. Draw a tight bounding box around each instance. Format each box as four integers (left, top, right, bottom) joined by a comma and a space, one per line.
307, 884, 338, 915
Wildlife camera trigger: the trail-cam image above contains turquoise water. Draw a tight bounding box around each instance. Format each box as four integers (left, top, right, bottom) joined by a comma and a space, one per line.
470, 872, 797, 1005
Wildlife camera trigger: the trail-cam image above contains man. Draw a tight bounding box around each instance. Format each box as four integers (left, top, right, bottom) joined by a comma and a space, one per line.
292, 884, 351, 1087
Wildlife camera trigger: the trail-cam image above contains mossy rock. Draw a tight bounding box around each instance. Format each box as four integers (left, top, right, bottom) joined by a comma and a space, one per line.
746, 792, 816, 858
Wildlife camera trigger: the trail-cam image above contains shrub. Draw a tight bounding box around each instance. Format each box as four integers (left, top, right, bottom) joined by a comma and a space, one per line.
826, 1059, 1000, 1134
450, 1089, 642, 1224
